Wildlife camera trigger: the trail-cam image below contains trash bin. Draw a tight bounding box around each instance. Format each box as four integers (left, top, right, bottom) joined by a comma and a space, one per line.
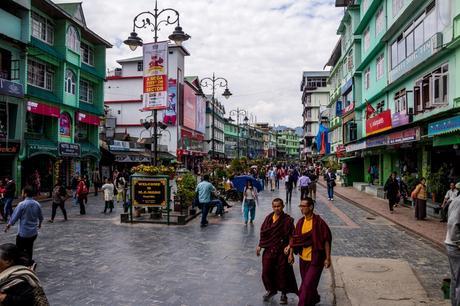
442, 278, 451, 299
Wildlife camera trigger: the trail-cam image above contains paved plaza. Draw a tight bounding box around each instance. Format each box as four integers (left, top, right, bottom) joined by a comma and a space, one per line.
0, 185, 449, 305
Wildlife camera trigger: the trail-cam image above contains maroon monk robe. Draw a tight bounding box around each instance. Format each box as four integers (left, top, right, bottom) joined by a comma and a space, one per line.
290, 214, 332, 306
258, 212, 298, 295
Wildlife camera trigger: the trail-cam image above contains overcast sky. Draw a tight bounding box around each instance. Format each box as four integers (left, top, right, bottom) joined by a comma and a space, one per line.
56, 0, 342, 128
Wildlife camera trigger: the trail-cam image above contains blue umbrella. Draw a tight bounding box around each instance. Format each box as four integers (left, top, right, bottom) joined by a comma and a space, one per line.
232, 175, 263, 192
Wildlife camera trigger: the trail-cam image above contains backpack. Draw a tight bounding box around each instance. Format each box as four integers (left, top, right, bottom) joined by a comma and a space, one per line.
81, 182, 88, 195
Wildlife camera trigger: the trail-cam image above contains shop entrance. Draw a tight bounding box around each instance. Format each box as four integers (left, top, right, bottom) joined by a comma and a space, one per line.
22, 155, 55, 197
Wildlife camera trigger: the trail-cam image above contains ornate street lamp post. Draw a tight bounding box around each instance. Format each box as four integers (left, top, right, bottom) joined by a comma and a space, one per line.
199, 73, 232, 159
229, 108, 247, 159
243, 115, 249, 158
124, 0, 190, 166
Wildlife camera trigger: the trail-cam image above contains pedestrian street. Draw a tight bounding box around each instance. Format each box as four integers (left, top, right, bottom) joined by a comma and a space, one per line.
0, 184, 449, 306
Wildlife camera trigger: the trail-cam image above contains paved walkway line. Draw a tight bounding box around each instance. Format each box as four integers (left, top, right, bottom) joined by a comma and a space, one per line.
318, 180, 446, 252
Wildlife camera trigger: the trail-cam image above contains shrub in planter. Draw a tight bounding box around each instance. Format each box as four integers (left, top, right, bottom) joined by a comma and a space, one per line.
176, 173, 197, 208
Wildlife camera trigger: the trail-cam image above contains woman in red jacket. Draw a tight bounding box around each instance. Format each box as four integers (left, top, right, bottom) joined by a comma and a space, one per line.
76, 176, 88, 215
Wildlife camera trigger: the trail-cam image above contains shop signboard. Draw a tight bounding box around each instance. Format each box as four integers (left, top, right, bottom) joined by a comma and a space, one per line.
59, 112, 71, 138
27, 101, 60, 118
335, 100, 342, 117
0, 78, 24, 98
392, 110, 409, 127
345, 141, 366, 153
342, 102, 354, 116
0, 142, 20, 154
142, 41, 168, 111
162, 79, 177, 125
77, 112, 100, 126
195, 94, 206, 134
428, 115, 460, 137
58, 142, 81, 157
366, 135, 387, 148
131, 176, 168, 207
388, 127, 420, 144
366, 110, 392, 136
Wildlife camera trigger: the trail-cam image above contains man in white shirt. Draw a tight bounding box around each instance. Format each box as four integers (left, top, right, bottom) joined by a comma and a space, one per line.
441, 182, 459, 223
445, 183, 460, 305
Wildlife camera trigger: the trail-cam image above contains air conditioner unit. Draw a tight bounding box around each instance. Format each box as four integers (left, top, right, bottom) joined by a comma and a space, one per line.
432, 32, 443, 49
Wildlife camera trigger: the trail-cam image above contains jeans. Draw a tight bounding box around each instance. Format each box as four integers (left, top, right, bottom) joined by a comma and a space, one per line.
51, 201, 67, 221
3, 197, 13, 221
275, 179, 280, 189
16, 235, 37, 266
327, 186, 334, 199
259, 179, 265, 190
72, 189, 77, 205
211, 199, 224, 215
446, 244, 460, 306
201, 202, 210, 226
286, 188, 292, 204
300, 186, 309, 200
243, 199, 256, 223
78, 197, 86, 215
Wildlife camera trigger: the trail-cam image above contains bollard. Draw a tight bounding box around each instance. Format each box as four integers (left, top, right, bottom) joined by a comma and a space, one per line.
442, 278, 451, 299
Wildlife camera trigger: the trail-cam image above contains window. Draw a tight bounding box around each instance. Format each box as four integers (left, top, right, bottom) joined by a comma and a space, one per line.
364, 67, 370, 89
80, 79, 94, 103
432, 64, 448, 105
392, 0, 405, 17
406, 31, 414, 56
66, 26, 80, 52
376, 54, 384, 80
391, 41, 398, 69
363, 28, 370, 51
347, 52, 353, 71
362, 0, 369, 12
376, 101, 385, 113
306, 77, 327, 88
76, 122, 89, 142
27, 59, 54, 91
414, 23, 424, 49
80, 42, 94, 66
424, 4, 436, 41
65, 69, 76, 94
137, 61, 143, 71
394, 89, 407, 113
26, 112, 44, 134
31, 12, 54, 44
397, 35, 405, 64
306, 109, 312, 119
375, 7, 384, 35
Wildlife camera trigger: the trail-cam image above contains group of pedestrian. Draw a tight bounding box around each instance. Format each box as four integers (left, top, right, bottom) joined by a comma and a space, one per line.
257, 197, 332, 305
0, 177, 16, 222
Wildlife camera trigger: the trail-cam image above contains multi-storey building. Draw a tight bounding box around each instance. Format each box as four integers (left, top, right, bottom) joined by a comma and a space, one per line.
205, 96, 225, 159
300, 71, 331, 160
0, 0, 111, 192
325, 0, 460, 190
277, 128, 300, 160
224, 118, 238, 160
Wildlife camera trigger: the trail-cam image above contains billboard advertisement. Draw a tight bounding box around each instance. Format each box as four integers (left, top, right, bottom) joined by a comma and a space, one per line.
142, 41, 168, 111
196, 95, 206, 134
163, 78, 177, 125
183, 83, 196, 130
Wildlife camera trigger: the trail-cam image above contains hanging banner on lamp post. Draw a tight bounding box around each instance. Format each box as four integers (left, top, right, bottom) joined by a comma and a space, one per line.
142, 41, 168, 111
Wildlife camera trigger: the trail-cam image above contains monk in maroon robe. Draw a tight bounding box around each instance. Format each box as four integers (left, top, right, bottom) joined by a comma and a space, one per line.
257, 198, 298, 304
290, 197, 331, 306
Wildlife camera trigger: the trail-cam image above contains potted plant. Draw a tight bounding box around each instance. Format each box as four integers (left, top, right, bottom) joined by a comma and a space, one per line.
427, 168, 444, 203
176, 173, 197, 214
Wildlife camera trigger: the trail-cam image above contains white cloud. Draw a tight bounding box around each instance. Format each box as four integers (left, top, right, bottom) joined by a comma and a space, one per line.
57, 0, 342, 127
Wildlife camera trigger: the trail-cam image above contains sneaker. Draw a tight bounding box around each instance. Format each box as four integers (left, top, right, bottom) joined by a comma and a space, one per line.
48, 219, 54, 223
280, 293, 288, 304
263, 291, 276, 302
244, 221, 248, 225
328, 198, 331, 201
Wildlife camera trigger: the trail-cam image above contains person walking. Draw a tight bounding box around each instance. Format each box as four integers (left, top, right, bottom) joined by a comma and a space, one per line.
3, 177, 15, 222
445, 185, 460, 306
285, 170, 294, 205
115, 174, 126, 207
384, 172, 400, 214
92, 167, 101, 196
441, 182, 459, 223
308, 171, 318, 200
292, 168, 300, 190
195, 174, 216, 227
298, 172, 311, 200
0, 243, 49, 305
82, 175, 90, 205
411, 177, 427, 220
4, 186, 43, 268
70, 173, 79, 206
48, 180, 68, 222
256, 198, 298, 304
269, 168, 276, 192
290, 197, 332, 306
325, 168, 336, 201
76, 177, 88, 215
101, 178, 115, 214
242, 180, 259, 225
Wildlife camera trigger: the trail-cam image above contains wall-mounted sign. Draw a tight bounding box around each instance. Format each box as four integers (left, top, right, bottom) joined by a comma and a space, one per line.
59, 112, 71, 138
388, 127, 420, 144
0, 78, 24, 98
366, 110, 392, 136
142, 41, 168, 111
58, 142, 81, 157
428, 115, 460, 137
392, 110, 409, 128
77, 112, 100, 126
335, 100, 343, 117
0, 142, 20, 154
342, 101, 355, 116
131, 176, 168, 207
27, 101, 60, 118
162, 78, 177, 125
345, 141, 366, 153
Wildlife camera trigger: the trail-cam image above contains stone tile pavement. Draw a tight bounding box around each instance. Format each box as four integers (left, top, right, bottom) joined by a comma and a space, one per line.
0, 184, 450, 305
317, 179, 447, 248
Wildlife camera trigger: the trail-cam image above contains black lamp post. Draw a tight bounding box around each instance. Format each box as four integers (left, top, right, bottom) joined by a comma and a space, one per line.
124, 0, 190, 166
199, 73, 232, 159
243, 115, 249, 158
229, 108, 247, 159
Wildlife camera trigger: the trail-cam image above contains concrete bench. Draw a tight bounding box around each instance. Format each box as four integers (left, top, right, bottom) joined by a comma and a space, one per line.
353, 182, 368, 192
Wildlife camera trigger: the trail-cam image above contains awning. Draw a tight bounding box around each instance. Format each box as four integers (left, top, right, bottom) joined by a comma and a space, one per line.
433, 134, 460, 147
157, 151, 176, 160
77, 112, 100, 126
27, 101, 59, 118
428, 115, 460, 137
112, 151, 151, 163
339, 155, 362, 162
80, 142, 101, 159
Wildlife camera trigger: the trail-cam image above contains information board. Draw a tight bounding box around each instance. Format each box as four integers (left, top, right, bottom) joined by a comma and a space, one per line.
131, 176, 168, 207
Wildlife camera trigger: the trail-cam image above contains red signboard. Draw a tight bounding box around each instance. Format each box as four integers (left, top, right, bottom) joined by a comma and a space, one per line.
77, 112, 100, 126
366, 110, 392, 136
388, 127, 420, 144
342, 102, 354, 115
27, 101, 60, 118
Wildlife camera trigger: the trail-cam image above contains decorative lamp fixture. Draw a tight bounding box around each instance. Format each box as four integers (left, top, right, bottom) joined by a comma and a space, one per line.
124, 32, 143, 51
168, 26, 190, 45
222, 88, 232, 99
